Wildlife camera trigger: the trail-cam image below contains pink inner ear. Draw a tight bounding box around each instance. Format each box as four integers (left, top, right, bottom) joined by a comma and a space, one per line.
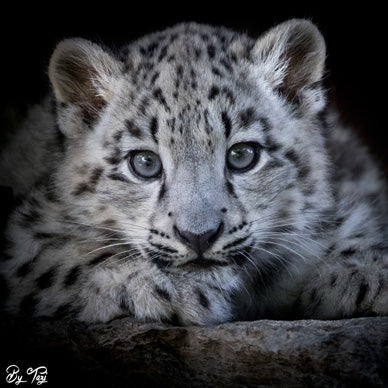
253, 20, 325, 102
51, 51, 112, 126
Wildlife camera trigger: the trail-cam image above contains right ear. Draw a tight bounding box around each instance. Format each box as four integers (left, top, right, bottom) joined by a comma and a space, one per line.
49, 38, 122, 135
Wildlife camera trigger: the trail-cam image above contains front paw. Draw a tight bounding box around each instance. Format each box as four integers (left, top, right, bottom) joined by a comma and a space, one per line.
300, 255, 388, 319
78, 268, 178, 323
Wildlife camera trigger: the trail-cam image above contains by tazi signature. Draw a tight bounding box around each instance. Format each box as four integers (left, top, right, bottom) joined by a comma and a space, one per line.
6, 365, 48, 385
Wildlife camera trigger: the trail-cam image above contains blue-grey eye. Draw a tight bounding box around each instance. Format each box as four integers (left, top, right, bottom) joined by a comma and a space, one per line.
226, 142, 260, 172
129, 150, 162, 179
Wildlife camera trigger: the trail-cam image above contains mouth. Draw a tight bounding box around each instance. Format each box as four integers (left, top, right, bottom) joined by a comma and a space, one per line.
181, 256, 229, 270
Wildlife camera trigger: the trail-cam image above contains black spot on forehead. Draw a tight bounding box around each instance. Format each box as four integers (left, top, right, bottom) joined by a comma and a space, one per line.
158, 45, 168, 62
239, 107, 256, 128
125, 119, 143, 139
220, 57, 233, 73
259, 116, 272, 132
209, 85, 220, 100
113, 130, 123, 142
221, 87, 235, 104
207, 44, 216, 58
153, 88, 171, 113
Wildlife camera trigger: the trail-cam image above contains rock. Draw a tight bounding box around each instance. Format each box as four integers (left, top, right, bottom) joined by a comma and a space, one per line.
1, 315, 387, 387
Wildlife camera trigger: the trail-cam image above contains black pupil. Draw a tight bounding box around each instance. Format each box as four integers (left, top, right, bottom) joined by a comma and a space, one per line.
132, 151, 161, 178
228, 144, 255, 170
141, 154, 154, 167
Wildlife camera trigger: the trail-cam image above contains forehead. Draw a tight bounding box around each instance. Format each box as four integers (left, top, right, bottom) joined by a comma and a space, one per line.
107, 24, 273, 150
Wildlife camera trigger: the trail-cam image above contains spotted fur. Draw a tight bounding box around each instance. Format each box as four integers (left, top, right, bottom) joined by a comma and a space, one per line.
1, 20, 388, 324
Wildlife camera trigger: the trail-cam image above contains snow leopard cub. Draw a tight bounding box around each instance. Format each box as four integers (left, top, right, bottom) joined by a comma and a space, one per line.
0, 19, 387, 325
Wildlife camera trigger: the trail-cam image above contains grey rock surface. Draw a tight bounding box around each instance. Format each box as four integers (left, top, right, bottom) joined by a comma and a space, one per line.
1, 316, 387, 387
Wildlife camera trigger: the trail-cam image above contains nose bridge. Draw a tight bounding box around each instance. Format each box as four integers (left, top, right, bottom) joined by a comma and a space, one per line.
171, 161, 222, 234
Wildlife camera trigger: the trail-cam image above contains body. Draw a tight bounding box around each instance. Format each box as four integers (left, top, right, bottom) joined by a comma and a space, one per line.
1, 20, 387, 324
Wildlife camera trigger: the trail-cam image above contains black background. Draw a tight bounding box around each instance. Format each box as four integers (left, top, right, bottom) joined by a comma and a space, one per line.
0, 5, 387, 165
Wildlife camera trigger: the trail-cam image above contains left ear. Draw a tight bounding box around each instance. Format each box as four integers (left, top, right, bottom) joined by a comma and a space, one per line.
252, 19, 326, 111
49, 38, 122, 133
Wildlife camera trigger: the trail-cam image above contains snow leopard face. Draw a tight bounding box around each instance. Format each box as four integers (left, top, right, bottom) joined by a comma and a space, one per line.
51, 21, 332, 277
1, 20, 338, 324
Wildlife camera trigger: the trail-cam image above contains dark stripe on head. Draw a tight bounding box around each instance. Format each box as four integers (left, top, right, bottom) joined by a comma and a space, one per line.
208, 85, 220, 100
221, 111, 232, 138
239, 107, 256, 128
125, 119, 143, 139
113, 130, 123, 142
221, 87, 235, 104
220, 58, 233, 73
36, 267, 56, 290
158, 46, 168, 62
259, 116, 271, 132
150, 116, 159, 143
207, 44, 216, 58
153, 88, 171, 113
64, 265, 82, 287
154, 285, 172, 301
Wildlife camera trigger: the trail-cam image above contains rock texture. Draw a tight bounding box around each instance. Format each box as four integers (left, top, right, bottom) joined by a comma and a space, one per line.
1, 315, 388, 387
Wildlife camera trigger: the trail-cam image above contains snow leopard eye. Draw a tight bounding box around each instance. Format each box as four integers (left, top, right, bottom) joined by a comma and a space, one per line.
128, 150, 162, 179
226, 142, 260, 172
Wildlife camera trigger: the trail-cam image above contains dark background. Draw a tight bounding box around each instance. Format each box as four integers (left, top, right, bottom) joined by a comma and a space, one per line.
0, 6, 387, 386
0, 5, 386, 166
